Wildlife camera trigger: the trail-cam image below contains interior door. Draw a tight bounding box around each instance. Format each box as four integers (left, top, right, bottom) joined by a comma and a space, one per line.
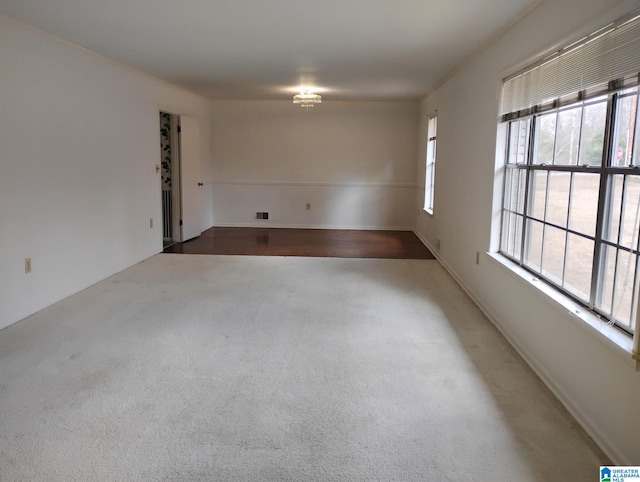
179, 116, 202, 241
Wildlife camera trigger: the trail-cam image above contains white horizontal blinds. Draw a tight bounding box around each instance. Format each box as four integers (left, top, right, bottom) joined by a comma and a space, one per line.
501, 12, 640, 119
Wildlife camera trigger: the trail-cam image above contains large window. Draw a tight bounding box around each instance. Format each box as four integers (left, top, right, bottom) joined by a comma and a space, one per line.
499, 12, 640, 337
424, 116, 437, 213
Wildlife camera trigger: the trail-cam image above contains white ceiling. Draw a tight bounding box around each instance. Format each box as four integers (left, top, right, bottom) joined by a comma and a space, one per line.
0, 0, 538, 101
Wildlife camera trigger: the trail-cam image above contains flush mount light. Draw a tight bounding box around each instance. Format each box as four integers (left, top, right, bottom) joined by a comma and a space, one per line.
293, 90, 322, 109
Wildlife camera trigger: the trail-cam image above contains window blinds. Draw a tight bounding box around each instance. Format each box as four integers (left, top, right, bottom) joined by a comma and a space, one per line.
501, 11, 640, 120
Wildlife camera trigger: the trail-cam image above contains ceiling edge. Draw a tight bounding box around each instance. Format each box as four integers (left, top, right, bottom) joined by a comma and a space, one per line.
419, 0, 543, 102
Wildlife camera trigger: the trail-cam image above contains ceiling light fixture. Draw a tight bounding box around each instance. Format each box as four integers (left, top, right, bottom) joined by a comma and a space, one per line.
293, 90, 322, 109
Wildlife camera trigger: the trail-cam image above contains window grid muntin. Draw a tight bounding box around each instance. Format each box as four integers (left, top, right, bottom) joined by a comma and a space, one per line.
500, 90, 639, 334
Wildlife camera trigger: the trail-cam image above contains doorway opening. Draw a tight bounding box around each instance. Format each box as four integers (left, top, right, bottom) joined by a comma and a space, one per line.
160, 112, 181, 247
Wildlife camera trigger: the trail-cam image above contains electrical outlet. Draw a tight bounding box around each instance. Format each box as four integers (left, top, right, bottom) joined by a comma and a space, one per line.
25, 258, 31, 274
150, 218, 154, 228
263, 212, 269, 220
306, 203, 311, 210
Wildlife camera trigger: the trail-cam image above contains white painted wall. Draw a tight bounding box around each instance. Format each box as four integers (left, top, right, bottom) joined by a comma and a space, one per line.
414, 0, 640, 464
210, 100, 418, 229
0, 15, 212, 329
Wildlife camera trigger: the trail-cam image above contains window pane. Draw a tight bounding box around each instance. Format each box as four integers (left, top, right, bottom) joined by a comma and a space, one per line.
500, 211, 511, 255
513, 214, 523, 260
508, 123, 518, 165
529, 171, 547, 221
508, 119, 530, 165
564, 234, 593, 301
598, 244, 617, 316
619, 176, 640, 251
613, 92, 639, 167
554, 106, 582, 165
426, 162, 434, 186
612, 249, 636, 330
541, 226, 566, 285
546, 172, 571, 227
533, 113, 556, 164
524, 219, 544, 272
603, 175, 624, 243
596, 244, 638, 332
568, 173, 600, 237
501, 212, 523, 260
500, 211, 515, 256
503, 167, 514, 211
579, 100, 606, 166
504, 168, 519, 212
428, 166, 435, 208
427, 140, 436, 164
505, 168, 526, 214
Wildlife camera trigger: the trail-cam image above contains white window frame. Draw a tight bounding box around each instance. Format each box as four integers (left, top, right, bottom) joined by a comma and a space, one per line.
496, 10, 640, 359
424, 116, 437, 214
500, 92, 640, 333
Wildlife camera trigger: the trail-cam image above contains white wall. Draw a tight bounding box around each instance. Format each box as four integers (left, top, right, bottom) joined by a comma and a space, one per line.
0, 15, 212, 329
210, 100, 418, 229
414, 0, 640, 464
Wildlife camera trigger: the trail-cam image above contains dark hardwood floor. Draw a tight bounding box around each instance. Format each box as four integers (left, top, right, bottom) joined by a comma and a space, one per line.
163, 227, 435, 259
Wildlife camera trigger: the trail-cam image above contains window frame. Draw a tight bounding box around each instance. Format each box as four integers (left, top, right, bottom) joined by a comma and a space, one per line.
499, 87, 640, 336
424, 116, 437, 214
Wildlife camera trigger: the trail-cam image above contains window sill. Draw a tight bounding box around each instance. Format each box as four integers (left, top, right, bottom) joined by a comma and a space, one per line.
486, 252, 635, 362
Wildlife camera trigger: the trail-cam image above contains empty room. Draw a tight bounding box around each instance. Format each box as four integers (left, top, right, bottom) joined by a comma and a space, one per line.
1, 0, 640, 480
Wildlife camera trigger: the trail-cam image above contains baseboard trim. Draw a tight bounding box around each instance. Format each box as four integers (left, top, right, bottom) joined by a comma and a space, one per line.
412, 230, 625, 465
212, 223, 415, 231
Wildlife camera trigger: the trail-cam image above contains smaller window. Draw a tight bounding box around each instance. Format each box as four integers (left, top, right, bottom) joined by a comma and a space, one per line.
424, 116, 437, 213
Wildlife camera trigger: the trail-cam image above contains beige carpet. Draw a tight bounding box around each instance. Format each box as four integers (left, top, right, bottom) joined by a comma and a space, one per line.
0, 254, 607, 480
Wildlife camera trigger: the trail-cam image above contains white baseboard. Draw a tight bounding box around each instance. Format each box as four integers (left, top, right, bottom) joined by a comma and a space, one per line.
211, 222, 414, 231
412, 230, 625, 465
